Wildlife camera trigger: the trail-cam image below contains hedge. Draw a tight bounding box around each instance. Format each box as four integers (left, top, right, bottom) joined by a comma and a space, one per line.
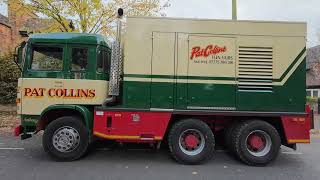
0, 53, 20, 104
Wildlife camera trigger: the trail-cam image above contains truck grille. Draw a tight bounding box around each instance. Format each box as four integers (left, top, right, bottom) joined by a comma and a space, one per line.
237, 46, 273, 92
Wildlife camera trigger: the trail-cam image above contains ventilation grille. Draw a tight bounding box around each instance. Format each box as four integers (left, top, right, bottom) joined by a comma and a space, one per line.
238, 46, 273, 92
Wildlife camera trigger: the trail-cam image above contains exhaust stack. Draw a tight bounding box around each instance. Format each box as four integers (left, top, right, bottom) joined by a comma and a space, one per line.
103, 8, 124, 106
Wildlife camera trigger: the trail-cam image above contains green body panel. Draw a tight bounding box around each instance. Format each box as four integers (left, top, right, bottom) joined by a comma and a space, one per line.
237, 59, 306, 112
40, 104, 93, 133
151, 82, 174, 109
175, 83, 188, 109
123, 81, 151, 109
123, 81, 237, 110
122, 58, 306, 112
188, 84, 236, 108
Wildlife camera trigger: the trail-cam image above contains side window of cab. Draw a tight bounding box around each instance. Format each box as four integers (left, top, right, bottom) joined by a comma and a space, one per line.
29, 45, 63, 71
24, 44, 65, 78
71, 48, 88, 71
97, 47, 111, 80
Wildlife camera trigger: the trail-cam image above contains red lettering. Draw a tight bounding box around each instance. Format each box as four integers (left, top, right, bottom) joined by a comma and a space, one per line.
190, 44, 227, 60
88, 89, 96, 98
190, 46, 200, 60
24, 88, 32, 96
48, 88, 55, 97
55, 89, 64, 97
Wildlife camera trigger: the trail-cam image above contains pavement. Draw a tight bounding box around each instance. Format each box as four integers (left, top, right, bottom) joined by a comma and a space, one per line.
0, 133, 320, 180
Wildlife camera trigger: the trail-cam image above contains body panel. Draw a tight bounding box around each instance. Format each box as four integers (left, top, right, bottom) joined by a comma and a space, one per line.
19, 78, 108, 115
123, 17, 307, 113
93, 110, 171, 141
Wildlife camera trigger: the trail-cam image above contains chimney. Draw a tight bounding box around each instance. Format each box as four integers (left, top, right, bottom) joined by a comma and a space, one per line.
7, 0, 17, 26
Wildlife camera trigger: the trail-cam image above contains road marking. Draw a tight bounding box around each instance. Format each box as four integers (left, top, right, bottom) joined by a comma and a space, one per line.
281, 151, 303, 155
0, 148, 24, 150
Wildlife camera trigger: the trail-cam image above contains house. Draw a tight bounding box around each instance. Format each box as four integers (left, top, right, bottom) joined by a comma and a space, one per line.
0, 13, 12, 54
306, 45, 320, 98
0, 1, 53, 55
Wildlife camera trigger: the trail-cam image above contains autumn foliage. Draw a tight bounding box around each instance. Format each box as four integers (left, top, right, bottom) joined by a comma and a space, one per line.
0, 53, 20, 104
2, 0, 170, 36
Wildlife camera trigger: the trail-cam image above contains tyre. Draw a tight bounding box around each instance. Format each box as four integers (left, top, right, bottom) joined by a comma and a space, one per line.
232, 120, 281, 166
43, 116, 89, 161
224, 122, 238, 153
168, 119, 215, 164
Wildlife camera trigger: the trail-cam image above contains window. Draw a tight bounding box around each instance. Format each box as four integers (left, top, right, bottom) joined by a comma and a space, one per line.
30, 46, 63, 71
307, 90, 311, 97
71, 48, 88, 71
313, 90, 319, 98
97, 49, 110, 74
97, 50, 103, 72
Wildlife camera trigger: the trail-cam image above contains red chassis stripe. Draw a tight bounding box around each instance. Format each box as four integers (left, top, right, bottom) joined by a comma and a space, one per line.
93, 110, 171, 142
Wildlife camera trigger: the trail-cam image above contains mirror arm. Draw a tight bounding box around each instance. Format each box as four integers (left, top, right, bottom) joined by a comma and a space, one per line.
13, 54, 22, 72
13, 45, 22, 72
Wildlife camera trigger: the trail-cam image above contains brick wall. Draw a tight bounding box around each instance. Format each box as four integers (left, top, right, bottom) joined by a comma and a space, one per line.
0, 24, 12, 54
8, 1, 37, 50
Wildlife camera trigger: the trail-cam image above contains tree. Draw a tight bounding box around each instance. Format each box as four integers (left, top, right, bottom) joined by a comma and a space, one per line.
1, 0, 170, 36
0, 53, 20, 104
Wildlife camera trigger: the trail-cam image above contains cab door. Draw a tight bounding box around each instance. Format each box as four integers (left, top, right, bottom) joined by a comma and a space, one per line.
21, 43, 65, 115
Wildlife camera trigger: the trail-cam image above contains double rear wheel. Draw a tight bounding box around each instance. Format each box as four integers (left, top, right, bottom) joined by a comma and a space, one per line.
225, 120, 281, 166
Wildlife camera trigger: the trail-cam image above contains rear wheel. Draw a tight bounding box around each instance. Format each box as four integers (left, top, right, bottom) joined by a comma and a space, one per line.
224, 122, 238, 153
232, 120, 281, 166
43, 116, 89, 161
168, 119, 215, 164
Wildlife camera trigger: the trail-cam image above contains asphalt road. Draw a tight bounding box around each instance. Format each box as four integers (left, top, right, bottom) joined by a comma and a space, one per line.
0, 133, 320, 180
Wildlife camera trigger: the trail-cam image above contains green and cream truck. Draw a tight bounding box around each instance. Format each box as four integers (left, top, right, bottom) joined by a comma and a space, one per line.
13, 11, 311, 166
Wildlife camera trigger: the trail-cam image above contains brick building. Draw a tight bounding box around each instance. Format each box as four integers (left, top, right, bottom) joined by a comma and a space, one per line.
0, 13, 12, 54
0, 1, 42, 55
306, 45, 320, 99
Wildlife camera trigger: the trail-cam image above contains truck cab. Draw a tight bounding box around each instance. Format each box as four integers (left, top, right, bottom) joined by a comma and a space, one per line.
15, 33, 111, 135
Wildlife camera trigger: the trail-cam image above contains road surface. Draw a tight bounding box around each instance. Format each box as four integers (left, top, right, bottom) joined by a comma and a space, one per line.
0, 133, 320, 180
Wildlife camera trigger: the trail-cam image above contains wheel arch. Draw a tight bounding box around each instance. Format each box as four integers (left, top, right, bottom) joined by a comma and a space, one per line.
38, 105, 93, 133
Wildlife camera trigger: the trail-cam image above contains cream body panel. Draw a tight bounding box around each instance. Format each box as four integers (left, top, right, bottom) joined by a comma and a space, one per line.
152, 32, 176, 77
124, 17, 306, 86
20, 78, 108, 115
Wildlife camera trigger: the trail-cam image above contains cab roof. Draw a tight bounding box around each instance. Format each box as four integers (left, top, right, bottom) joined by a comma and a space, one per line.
28, 32, 110, 47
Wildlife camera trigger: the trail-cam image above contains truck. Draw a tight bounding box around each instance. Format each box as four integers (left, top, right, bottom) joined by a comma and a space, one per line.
13, 10, 311, 166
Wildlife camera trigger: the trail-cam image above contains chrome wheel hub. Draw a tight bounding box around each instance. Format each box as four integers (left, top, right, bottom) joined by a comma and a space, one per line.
245, 130, 272, 157
52, 126, 80, 152
178, 129, 205, 156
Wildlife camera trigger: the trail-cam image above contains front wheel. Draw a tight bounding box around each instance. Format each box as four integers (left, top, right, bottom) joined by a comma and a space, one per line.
168, 119, 215, 164
43, 116, 89, 161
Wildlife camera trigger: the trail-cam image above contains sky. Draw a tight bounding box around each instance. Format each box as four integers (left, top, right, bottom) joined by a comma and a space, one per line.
166, 0, 320, 47
1, 0, 319, 47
